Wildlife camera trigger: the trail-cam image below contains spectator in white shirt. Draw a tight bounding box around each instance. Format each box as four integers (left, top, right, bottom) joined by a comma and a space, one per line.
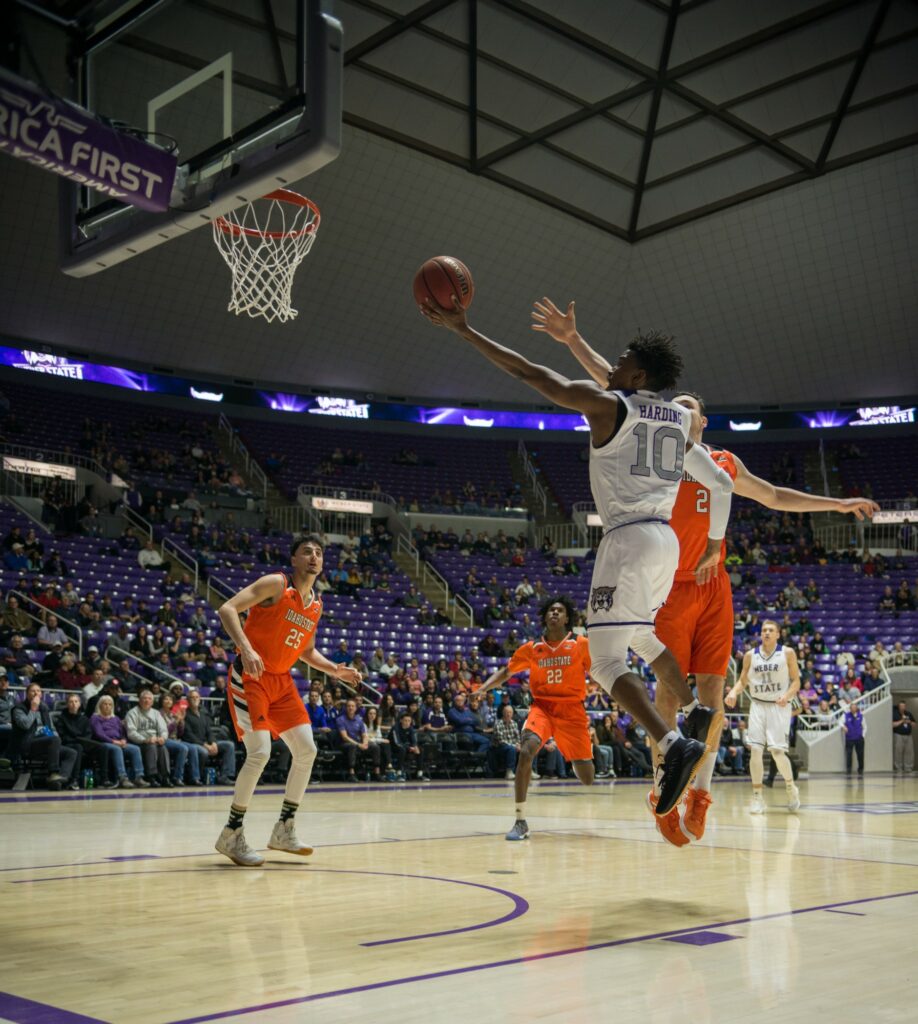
379, 654, 400, 679
138, 541, 169, 571
514, 576, 534, 605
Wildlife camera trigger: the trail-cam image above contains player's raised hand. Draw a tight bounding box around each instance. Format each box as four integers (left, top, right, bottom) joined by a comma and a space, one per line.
531, 297, 577, 344
240, 645, 265, 680
418, 296, 468, 333
834, 497, 880, 520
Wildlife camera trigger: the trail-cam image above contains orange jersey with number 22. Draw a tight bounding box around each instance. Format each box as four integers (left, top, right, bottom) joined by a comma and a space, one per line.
507, 633, 591, 702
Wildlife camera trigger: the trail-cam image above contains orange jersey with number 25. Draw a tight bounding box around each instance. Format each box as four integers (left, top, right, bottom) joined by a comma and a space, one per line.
242, 573, 322, 673
507, 633, 591, 702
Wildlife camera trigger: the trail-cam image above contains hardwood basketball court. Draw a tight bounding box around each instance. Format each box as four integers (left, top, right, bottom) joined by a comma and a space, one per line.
2, 775, 917, 1024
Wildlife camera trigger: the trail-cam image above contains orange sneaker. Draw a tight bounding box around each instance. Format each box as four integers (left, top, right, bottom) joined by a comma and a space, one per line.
680, 788, 713, 841
647, 791, 690, 848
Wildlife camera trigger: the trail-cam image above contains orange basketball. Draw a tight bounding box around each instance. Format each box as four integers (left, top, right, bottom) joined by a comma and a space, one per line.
412, 256, 474, 311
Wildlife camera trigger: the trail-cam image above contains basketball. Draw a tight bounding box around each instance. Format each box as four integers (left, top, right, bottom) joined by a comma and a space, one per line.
412, 255, 475, 311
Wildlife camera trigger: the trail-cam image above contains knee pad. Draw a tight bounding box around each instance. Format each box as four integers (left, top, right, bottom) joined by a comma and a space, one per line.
630, 627, 665, 666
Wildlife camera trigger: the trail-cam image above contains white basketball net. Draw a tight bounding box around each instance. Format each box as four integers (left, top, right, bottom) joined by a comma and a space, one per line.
212, 190, 320, 324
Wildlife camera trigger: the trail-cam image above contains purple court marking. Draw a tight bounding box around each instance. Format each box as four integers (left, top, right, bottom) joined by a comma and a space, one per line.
161, 887, 918, 1024
0, 990, 108, 1024
665, 930, 739, 947
9, 864, 528, 947
105, 855, 160, 862
824, 909, 866, 917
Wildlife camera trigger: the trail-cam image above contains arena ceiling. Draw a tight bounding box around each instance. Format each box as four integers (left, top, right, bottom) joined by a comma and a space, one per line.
0, 0, 917, 409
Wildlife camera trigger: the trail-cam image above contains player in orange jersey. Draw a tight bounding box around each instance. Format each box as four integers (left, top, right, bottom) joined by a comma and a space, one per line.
479, 595, 594, 841
653, 393, 877, 844
535, 302, 879, 845
214, 534, 362, 866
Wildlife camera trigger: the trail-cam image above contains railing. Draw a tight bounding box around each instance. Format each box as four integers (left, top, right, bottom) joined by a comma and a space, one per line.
813, 521, 915, 552
9, 589, 84, 660
122, 506, 153, 541
0, 441, 112, 480
296, 482, 399, 508
881, 650, 918, 668
2, 495, 50, 532
266, 503, 324, 536
161, 536, 199, 589
395, 534, 474, 627
218, 413, 267, 498
533, 521, 584, 549
106, 644, 188, 691
206, 574, 236, 607
517, 440, 548, 518
797, 680, 891, 732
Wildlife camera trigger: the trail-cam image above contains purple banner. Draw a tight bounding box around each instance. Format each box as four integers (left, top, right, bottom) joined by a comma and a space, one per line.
0, 68, 177, 212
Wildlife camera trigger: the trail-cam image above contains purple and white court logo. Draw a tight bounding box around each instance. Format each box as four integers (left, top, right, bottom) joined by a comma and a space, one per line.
590, 586, 616, 613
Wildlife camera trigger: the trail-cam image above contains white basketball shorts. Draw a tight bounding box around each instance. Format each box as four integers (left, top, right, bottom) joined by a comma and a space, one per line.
586, 519, 678, 641
747, 699, 792, 751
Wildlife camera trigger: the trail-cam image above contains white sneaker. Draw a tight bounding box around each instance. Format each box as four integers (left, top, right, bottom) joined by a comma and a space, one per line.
750, 792, 766, 815
787, 784, 801, 813
505, 770, 516, 780
267, 819, 313, 856
215, 826, 264, 867
530, 768, 541, 780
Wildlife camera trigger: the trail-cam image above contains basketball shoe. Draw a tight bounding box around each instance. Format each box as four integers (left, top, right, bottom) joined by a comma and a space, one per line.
786, 783, 801, 813
750, 792, 766, 814
647, 791, 689, 848
683, 705, 716, 748
215, 826, 265, 867
268, 819, 314, 856
505, 819, 530, 841
655, 737, 706, 815
680, 788, 713, 841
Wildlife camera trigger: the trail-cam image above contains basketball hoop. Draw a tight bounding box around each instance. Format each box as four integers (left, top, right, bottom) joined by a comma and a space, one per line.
212, 189, 321, 324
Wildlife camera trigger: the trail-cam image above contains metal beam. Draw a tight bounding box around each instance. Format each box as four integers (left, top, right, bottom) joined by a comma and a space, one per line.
468, 0, 477, 170
628, 0, 681, 239
476, 81, 653, 169
344, 0, 458, 64
261, 0, 289, 92
816, 0, 891, 168
664, 80, 815, 170
666, 0, 869, 78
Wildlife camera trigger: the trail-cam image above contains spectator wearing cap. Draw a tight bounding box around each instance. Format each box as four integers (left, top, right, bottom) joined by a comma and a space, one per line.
11, 681, 80, 790
158, 692, 196, 785
84, 644, 102, 670
2, 543, 29, 572
37, 614, 70, 651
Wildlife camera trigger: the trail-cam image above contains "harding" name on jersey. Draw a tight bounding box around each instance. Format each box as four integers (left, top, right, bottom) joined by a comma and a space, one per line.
637, 404, 682, 424
285, 608, 316, 630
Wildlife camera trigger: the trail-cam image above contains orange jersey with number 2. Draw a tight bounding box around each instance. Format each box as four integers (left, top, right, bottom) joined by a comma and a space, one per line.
669, 447, 738, 582
507, 633, 591, 702
242, 573, 322, 673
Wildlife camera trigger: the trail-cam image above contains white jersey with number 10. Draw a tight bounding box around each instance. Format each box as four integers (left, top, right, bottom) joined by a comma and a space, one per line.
589, 389, 691, 530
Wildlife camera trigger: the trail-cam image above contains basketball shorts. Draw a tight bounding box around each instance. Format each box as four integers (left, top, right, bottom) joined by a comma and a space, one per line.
228, 666, 311, 740
524, 699, 593, 762
747, 699, 792, 751
586, 520, 678, 648
655, 569, 734, 677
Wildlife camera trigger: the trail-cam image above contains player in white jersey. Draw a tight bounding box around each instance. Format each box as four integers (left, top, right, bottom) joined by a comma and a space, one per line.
420, 295, 734, 816
726, 620, 801, 813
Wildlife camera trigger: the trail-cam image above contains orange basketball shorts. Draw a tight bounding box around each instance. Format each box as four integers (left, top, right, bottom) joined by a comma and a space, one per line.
228, 666, 311, 739
654, 569, 734, 677
523, 699, 593, 762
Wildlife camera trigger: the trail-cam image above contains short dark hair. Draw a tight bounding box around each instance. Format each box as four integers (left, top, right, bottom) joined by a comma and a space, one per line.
673, 389, 706, 415
291, 533, 324, 559
629, 330, 683, 391
538, 594, 578, 629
